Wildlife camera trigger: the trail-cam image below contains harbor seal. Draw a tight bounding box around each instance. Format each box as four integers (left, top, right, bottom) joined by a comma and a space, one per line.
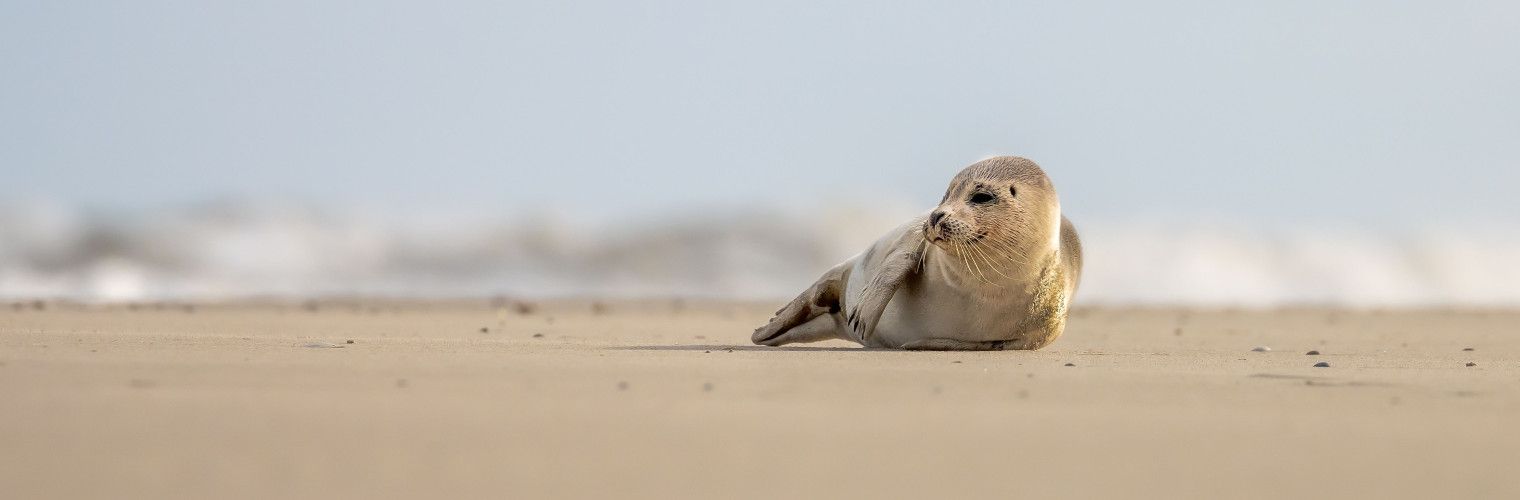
751, 156, 1082, 350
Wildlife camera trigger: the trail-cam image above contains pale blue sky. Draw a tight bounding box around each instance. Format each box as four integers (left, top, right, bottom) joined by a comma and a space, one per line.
3, 1, 1517, 228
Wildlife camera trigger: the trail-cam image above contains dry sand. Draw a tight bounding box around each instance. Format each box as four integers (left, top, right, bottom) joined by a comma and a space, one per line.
2, 300, 1517, 499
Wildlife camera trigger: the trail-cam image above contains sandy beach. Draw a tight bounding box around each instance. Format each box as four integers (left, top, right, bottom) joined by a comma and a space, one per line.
2, 300, 1516, 499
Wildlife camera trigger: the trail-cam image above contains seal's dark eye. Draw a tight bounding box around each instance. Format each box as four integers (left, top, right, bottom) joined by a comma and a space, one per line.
1009, 185, 1017, 197
969, 192, 995, 204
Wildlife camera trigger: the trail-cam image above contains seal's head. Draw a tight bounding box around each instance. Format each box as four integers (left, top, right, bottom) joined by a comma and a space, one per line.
924, 156, 1061, 261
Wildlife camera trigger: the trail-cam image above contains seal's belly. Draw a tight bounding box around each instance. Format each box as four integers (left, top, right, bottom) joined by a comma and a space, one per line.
869, 280, 1027, 348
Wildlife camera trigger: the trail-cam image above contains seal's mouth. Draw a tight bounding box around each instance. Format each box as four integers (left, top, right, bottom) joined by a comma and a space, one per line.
924, 222, 947, 243
924, 220, 984, 246
924, 226, 984, 247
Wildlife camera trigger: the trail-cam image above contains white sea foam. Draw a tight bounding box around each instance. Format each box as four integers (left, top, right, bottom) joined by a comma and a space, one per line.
2, 200, 1517, 306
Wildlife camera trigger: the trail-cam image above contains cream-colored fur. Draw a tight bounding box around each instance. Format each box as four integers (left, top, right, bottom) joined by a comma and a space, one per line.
751, 156, 1082, 350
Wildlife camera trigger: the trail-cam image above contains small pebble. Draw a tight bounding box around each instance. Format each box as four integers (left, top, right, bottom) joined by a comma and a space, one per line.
345, 339, 355, 344
1306, 350, 1320, 355
1466, 362, 1477, 367
704, 350, 710, 353
1063, 362, 1075, 367
1313, 362, 1330, 368
1251, 346, 1271, 352
951, 361, 962, 364
480, 327, 489, 333
1462, 347, 1474, 352
532, 333, 544, 338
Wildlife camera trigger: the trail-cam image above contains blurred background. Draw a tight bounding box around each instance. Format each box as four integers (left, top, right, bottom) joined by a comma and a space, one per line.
2, 1, 1517, 306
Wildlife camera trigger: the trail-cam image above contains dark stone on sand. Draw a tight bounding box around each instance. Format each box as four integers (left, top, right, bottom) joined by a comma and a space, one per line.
345, 339, 355, 344
532, 333, 544, 338
1462, 347, 1474, 351
1064, 363, 1075, 367
479, 327, 489, 333
1466, 362, 1477, 367
1313, 362, 1330, 368
1306, 350, 1320, 355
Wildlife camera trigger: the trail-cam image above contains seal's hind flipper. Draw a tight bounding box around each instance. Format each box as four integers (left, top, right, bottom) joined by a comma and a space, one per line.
753, 315, 840, 346
752, 262, 847, 346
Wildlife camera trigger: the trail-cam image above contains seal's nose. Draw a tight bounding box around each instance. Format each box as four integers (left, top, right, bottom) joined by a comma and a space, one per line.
928, 210, 946, 228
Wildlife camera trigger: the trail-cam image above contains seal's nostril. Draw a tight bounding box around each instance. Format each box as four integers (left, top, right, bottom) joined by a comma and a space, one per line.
929, 211, 946, 227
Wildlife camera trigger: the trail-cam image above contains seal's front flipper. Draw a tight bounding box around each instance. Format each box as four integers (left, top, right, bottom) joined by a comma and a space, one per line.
753, 263, 846, 346
846, 250, 920, 345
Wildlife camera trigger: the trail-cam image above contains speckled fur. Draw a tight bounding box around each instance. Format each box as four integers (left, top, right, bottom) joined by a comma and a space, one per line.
752, 156, 1082, 351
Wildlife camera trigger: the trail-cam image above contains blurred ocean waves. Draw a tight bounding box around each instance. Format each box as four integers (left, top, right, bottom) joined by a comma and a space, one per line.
2, 199, 1517, 306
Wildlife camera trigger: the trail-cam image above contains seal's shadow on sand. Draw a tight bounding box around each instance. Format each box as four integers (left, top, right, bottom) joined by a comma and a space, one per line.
610, 345, 885, 353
